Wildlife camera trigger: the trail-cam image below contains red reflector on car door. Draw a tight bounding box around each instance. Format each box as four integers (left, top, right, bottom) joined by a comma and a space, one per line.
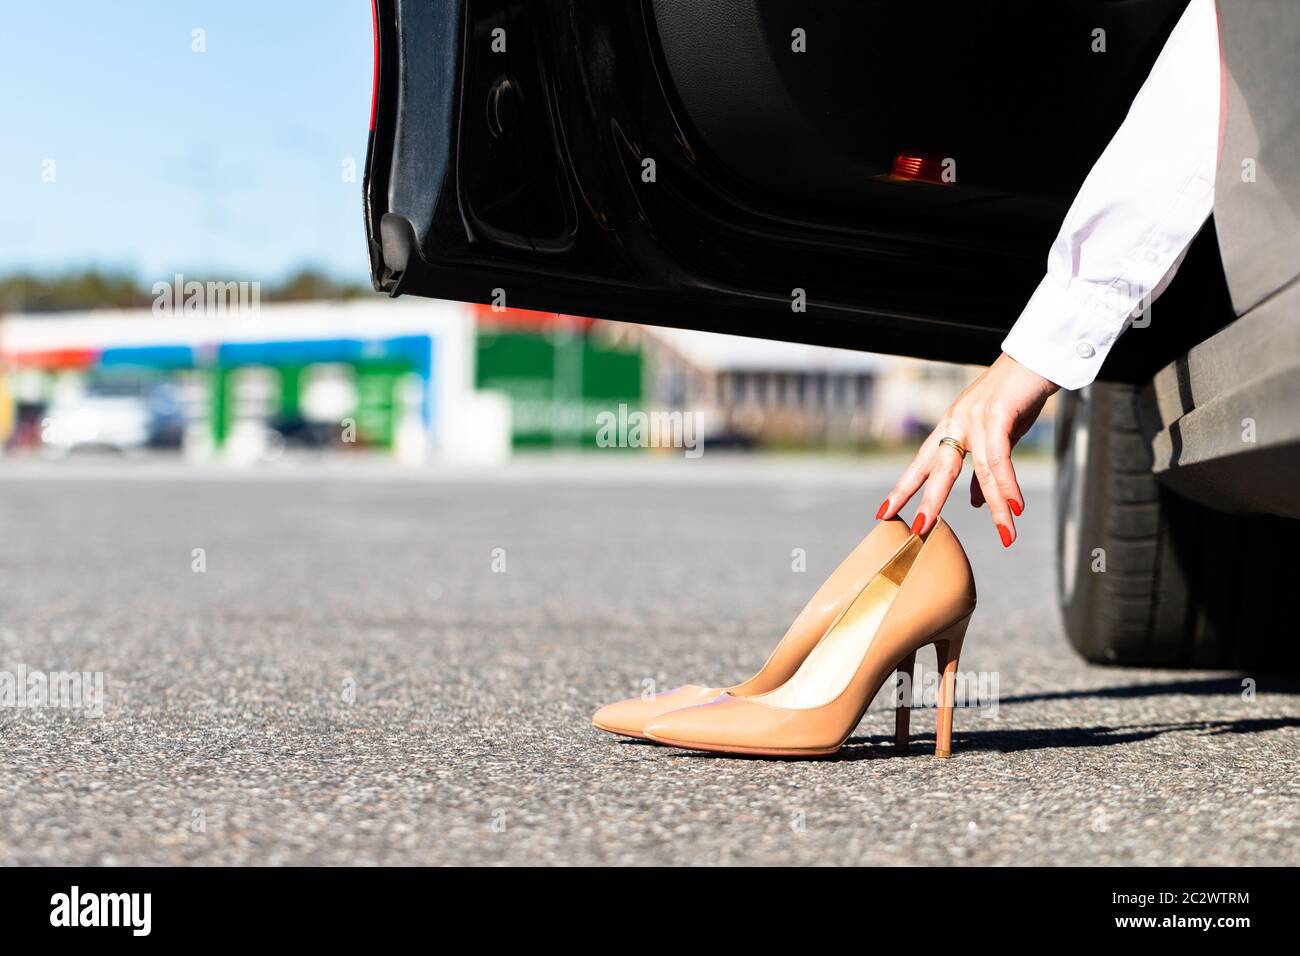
370, 0, 380, 131
890, 152, 954, 185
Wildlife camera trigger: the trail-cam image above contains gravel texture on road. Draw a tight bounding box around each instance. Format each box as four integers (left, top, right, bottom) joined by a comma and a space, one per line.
0, 457, 1295, 865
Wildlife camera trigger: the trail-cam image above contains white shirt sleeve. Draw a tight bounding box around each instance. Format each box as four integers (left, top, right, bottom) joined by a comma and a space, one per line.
1001, 0, 1220, 390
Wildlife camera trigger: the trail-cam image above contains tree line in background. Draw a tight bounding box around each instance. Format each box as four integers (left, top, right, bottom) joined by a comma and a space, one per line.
0, 268, 374, 314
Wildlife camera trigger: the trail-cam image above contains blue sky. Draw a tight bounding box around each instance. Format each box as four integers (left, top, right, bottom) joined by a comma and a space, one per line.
0, 2, 375, 283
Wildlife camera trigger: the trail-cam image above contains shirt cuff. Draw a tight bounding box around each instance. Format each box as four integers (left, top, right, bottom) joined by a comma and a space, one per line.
1000, 275, 1131, 390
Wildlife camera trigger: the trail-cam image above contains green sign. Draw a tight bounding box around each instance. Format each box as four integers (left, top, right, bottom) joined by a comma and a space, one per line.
475, 329, 643, 448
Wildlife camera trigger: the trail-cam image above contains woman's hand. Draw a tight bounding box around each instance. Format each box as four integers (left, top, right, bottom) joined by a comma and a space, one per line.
877, 352, 1058, 547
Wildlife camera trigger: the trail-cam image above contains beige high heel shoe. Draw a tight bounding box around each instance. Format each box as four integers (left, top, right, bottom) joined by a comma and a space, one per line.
591, 518, 913, 739
643, 518, 976, 758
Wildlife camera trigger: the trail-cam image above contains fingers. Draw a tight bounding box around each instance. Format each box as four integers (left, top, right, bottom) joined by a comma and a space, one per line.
910, 441, 964, 536
983, 425, 1025, 519
967, 414, 1026, 546
884, 351, 1048, 547
883, 424, 1026, 548
877, 435, 939, 521
967, 431, 1013, 546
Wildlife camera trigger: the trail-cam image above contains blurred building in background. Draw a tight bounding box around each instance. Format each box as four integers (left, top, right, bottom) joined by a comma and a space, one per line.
639, 326, 882, 448
0, 299, 506, 464
0, 295, 1053, 462
638, 326, 984, 449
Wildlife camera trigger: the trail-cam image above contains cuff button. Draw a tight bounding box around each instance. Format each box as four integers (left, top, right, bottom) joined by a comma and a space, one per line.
1075, 342, 1096, 359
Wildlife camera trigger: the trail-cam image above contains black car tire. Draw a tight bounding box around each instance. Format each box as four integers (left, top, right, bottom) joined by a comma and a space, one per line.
1054, 381, 1300, 670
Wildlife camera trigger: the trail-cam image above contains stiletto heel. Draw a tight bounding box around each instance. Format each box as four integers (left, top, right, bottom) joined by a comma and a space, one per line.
893, 650, 916, 753
932, 615, 971, 759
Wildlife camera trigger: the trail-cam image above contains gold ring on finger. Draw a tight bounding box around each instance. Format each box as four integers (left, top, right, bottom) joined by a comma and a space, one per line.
938, 436, 969, 460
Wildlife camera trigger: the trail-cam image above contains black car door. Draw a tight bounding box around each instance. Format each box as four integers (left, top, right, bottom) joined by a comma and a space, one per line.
364, 0, 1228, 377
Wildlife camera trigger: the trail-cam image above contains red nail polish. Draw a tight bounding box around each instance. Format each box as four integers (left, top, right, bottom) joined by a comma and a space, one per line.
876, 499, 889, 520
998, 524, 1013, 548
1009, 499, 1023, 517
911, 513, 926, 535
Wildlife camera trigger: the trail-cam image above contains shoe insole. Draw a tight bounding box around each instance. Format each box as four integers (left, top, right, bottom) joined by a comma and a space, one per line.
756, 536, 921, 710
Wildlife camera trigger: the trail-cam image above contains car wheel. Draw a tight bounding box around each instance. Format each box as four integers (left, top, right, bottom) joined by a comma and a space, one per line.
1054, 380, 1300, 670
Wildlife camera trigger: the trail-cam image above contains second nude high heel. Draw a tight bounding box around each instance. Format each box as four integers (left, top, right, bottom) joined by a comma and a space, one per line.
643, 519, 976, 758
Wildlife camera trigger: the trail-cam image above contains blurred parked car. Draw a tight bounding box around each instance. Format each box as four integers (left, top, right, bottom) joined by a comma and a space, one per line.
43, 377, 184, 454
268, 415, 341, 449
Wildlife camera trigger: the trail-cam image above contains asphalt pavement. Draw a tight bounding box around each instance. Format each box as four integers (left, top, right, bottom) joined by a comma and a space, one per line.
0, 455, 1295, 865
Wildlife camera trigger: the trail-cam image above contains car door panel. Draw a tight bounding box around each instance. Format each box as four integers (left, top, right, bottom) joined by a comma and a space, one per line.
366, 0, 1229, 378
1214, 0, 1300, 315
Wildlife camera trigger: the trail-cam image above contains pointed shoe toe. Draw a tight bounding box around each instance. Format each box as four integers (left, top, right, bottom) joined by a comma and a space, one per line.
591, 684, 722, 740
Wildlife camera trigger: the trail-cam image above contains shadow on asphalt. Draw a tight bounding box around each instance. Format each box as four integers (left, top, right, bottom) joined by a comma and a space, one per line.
621, 715, 1300, 761
854, 716, 1300, 759
997, 675, 1300, 705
